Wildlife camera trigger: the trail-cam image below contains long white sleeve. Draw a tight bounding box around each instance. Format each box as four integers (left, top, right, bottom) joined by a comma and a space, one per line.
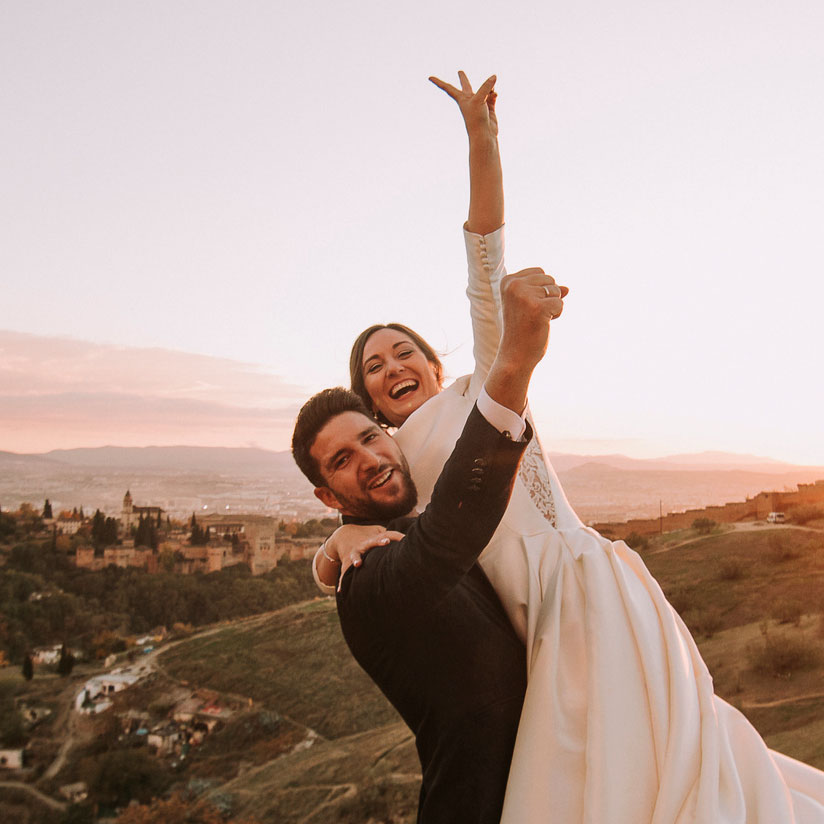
463, 224, 506, 398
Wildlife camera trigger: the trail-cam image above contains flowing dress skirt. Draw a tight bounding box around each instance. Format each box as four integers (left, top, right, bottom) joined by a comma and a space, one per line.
396, 379, 824, 823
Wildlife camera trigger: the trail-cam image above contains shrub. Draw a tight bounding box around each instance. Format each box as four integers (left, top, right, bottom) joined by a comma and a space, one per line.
717, 557, 746, 581
91, 748, 172, 808
748, 631, 821, 678
791, 505, 824, 525
114, 793, 260, 823
624, 532, 650, 551
766, 533, 799, 563
665, 586, 693, 615
682, 606, 724, 638
692, 517, 717, 535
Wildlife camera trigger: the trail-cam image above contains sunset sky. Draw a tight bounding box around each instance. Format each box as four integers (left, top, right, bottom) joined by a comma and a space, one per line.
2, 1, 823, 464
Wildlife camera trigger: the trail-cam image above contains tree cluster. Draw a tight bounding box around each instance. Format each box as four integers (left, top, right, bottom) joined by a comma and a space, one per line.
189, 514, 211, 546
114, 793, 260, 824
692, 517, 717, 535
0, 536, 317, 663
91, 509, 120, 549
0, 683, 25, 747
134, 514, 160, 550
293, 517, 338, 538
0, 507, 16, 541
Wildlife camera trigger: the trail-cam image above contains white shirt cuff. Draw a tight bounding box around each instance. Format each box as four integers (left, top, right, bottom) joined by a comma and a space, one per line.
477, 386, 528, 441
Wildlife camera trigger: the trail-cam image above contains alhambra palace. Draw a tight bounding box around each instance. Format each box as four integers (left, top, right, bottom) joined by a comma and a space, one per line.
63, 478, 824, 575
73, 491, 306, 575
593, 479, 824, 540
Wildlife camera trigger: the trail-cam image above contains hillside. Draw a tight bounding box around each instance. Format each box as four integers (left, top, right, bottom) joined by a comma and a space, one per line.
642, 524, 824, 768
2, 525, 821, 823
154, 525, 824, 822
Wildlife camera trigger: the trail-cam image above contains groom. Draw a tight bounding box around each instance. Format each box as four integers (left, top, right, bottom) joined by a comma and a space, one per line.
291, 268, 564, 822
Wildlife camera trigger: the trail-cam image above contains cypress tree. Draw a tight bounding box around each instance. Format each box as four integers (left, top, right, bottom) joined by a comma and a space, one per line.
58, 644, 75, 677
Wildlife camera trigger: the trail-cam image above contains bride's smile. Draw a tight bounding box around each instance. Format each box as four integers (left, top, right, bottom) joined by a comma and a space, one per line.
361, 327, 441, 427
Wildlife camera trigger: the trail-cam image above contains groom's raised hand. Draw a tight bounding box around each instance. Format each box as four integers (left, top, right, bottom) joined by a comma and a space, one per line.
485, 268, 568, 415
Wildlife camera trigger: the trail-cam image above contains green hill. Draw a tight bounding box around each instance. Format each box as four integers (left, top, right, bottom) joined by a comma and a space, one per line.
13, 523, 815, 823
149, 525, 824, 822
160, 599, 420, 822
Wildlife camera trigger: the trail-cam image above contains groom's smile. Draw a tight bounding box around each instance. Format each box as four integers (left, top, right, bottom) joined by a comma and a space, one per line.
310, 410, 418, 520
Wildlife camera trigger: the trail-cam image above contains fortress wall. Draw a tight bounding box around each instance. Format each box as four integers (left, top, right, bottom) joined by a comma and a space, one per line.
593, 478, 824, 539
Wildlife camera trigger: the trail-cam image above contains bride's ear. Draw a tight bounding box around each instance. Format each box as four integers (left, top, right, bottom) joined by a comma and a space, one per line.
431, 360, 443, 388
314, 486, 343, 512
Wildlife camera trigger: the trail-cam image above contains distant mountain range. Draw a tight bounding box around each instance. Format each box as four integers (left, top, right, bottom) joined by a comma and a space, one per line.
0, 445, 818, 475
546, 450, 804, 474
2, 446, 822, 524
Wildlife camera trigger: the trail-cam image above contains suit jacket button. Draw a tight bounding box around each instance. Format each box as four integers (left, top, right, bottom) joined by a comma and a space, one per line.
473, 457, 488, 467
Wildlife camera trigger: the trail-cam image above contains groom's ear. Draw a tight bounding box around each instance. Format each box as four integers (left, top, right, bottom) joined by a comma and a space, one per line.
314, 486, 343, 512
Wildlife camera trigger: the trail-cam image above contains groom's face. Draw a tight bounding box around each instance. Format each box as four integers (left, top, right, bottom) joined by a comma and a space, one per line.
310, 411, 418, 520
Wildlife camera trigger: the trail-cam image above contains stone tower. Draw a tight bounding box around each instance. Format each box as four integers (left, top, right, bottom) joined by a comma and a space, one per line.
121, 490, 134, 534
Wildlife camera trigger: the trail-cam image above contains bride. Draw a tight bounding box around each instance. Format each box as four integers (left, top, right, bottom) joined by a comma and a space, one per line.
314, 72, 824, 823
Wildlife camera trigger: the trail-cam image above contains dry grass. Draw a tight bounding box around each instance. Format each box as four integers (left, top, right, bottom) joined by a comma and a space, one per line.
748, 625, 821, 678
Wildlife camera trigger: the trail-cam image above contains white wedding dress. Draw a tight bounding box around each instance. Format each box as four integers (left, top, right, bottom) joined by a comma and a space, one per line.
393, 226, 824, 823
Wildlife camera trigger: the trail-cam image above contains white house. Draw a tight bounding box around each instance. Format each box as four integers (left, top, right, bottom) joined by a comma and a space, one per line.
0, 749, 24, 770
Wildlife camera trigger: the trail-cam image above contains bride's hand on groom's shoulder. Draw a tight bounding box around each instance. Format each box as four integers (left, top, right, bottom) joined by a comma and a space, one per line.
327, 524, 405, 590
429, 70, 498, 140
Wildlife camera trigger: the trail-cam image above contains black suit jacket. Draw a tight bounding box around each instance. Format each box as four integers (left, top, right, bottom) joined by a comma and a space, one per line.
337, 405, 530, 824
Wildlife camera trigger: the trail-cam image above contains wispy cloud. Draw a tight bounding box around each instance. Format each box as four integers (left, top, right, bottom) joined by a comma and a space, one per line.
0, 331, 307, 452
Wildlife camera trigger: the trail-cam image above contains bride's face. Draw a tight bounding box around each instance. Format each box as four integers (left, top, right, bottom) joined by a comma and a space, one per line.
361, 328, 441, 427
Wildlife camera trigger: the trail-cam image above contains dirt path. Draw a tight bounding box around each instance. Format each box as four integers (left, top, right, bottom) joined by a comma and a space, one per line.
648, 522, 820, 556
742, 691, 824, 709
41, 702, 78, 781
38, 605, 304, 789
0, 780, 66, 812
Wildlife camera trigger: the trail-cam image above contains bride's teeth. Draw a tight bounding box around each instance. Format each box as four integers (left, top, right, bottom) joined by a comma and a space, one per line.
390, 379, 417, 399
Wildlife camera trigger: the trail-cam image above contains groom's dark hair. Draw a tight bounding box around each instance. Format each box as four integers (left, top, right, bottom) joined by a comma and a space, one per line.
292, 387, 373, 487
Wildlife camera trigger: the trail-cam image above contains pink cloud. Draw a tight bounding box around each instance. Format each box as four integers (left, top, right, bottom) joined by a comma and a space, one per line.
0, 331, 307, 452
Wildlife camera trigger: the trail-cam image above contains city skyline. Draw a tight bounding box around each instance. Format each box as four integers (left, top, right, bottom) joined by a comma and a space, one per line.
2, 2, 823, 464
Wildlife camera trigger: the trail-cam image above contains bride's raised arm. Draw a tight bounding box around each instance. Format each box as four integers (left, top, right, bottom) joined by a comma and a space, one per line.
430, 72, 506, 388
312, 73, 510, 594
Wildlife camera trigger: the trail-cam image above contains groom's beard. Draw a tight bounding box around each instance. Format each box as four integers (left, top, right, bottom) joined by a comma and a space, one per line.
336, 458, 419, 522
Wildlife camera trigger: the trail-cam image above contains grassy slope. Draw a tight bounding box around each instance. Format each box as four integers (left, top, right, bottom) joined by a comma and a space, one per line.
160, 599, 420, 823
155, 526, 824, 821
160, 599, 402, 740
643, 525, 824, 767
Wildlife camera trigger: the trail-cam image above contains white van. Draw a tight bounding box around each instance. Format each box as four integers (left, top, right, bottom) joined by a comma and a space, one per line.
767, 512, 786, 524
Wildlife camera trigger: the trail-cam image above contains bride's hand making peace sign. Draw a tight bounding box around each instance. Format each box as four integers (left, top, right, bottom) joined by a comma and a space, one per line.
429, 71, 498, 140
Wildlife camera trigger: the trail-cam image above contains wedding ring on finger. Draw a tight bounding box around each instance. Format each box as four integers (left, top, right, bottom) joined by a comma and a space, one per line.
542, 285, 552, 298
